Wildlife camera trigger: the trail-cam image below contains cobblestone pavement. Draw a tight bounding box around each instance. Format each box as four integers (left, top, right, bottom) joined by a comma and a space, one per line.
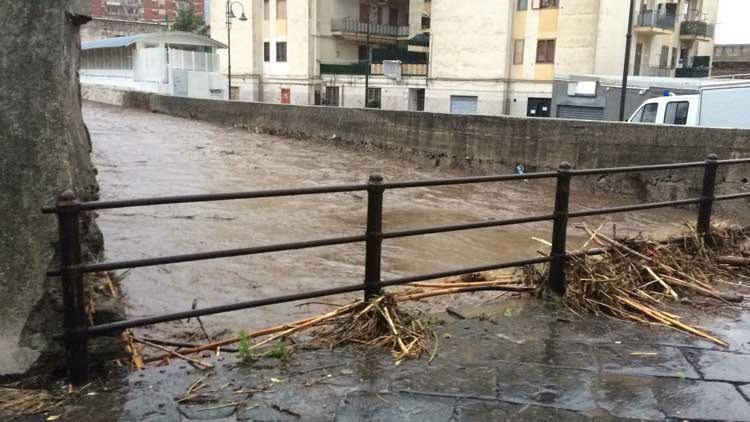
16, 297, 750, 422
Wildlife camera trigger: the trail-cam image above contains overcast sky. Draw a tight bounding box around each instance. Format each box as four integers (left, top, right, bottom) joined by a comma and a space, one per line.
716, 0, 750, 44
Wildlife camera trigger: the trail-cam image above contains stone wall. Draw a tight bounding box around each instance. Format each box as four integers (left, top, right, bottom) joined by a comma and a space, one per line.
0, 2, 107, 377
82, 87, 750, 216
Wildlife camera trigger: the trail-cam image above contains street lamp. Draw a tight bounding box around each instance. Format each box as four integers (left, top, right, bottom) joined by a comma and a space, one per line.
618, 0, 636, 121
226, 1, 248, 100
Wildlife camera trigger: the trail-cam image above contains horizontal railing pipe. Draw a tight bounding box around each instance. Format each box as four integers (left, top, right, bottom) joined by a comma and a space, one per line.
42, 184, 369, 213
570, 161, 706, 176
716, 158, 750, 165
83, 282, 369, 336
568, 198, 703, 219
82, 256, 554, 336
715, 192, 750, 201
48, 234, 367, 276
382, 214, 555, 239
381, 256, 553, 287
382, 172, 557, 189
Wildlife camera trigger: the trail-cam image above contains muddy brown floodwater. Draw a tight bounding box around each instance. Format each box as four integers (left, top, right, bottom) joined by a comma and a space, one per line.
85, 102, 697, 339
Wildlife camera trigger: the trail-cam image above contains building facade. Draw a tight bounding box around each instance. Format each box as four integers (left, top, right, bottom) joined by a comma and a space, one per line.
91, 0, 205, 23
80, 32, 226, 99
210, 0, 717, 116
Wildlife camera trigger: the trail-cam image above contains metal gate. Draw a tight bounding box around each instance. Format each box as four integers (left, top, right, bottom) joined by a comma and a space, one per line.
557, 105, 605, 121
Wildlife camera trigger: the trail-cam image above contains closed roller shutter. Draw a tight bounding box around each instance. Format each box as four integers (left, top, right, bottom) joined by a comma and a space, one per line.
450, 95, 478, 115
557, 105, 605, 121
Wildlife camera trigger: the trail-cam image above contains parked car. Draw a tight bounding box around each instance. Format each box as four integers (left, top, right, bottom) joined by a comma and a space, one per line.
628, 82, 750, 129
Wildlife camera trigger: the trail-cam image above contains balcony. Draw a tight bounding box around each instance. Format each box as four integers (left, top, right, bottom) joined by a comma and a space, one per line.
635, 10, 676, 34
680, 20, 714, 41
676, 67, 709, 78
330, 19, 409, 45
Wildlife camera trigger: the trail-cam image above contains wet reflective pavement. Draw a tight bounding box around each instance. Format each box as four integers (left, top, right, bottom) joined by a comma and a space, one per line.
34, 298, 750, 421
83, 102, 701, 340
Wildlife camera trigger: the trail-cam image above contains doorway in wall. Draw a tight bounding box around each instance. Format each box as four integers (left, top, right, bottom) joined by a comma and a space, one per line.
634, 43, 643, 76
325, 86, 340, 106
527, 97, 551, 117
409, 88, 425, 111
280, 88, 290, 104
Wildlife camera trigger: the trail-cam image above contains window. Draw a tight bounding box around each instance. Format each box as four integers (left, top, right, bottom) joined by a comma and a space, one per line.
450, 95, 478, 115
325, 86, 339, 106
664, 101, 689, 125
513, 39, 524, 65
518, 0, 528, 10
358, 45, 368, 62
671, 47, 677, 69
276, 42, 287, 62
659, 46, 669, 68
366, 87, 381, 109
536, 39, 555, 63
264, 42, 270, 62
263, 0, 269, 20
632, 103, 659, 123
276, 0, 286, 19
538, 0, 558, 8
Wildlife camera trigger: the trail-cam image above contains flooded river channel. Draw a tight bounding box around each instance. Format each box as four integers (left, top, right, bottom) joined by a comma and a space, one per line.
85, 102, 696, 338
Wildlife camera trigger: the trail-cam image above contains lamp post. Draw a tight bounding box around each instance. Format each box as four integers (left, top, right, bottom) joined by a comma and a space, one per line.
226, 1, 248, 100
618, 0, 636, 121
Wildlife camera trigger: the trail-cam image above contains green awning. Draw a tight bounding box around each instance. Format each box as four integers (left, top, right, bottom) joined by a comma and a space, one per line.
408, 32, 430, 47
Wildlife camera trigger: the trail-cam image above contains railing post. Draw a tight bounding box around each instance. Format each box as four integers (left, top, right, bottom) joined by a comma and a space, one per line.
548, 162, 572, 296
697, 153, 718, 242
364, 175, 384, 300
56, 190, 89, 385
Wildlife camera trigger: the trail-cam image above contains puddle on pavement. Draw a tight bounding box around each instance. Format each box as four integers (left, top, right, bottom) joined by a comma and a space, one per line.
85, 102, 708, 339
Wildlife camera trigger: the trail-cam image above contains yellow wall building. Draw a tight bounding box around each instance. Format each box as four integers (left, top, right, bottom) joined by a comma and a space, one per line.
210, 0, 718, 116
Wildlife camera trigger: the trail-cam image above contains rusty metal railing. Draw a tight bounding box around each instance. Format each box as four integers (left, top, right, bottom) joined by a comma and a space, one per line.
43, 154, 750, 384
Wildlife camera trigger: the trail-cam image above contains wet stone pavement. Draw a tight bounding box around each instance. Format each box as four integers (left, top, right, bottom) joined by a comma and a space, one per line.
36, 298, 750, 422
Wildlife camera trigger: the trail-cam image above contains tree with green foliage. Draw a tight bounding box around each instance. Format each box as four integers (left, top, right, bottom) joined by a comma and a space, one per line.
172, 7, 208, 35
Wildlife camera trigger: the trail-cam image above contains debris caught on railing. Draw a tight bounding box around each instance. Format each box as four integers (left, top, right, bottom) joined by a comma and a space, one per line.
521, 223, 750, 347
310, 294, 431, 363
132, 277, 531, 367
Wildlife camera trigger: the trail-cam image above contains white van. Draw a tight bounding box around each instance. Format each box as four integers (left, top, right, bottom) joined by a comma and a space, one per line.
628, 95, 699, 126
628, 82, 750, 129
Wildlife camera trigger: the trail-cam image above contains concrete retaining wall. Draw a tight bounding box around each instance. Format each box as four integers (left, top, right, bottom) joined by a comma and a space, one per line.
82, 86, 750, 215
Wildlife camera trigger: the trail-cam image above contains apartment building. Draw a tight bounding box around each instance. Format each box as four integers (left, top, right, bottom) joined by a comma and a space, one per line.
210, 0, 717, 116
91, 0, 205, 23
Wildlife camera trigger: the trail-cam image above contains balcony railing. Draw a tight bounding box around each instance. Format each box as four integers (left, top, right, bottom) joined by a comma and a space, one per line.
320, 63, 368, 75
320, 62, 427, 77
371, 62, 427, 76
636, 10, 676, 31
680, 20, 715, 39
331, 18, 409, 38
